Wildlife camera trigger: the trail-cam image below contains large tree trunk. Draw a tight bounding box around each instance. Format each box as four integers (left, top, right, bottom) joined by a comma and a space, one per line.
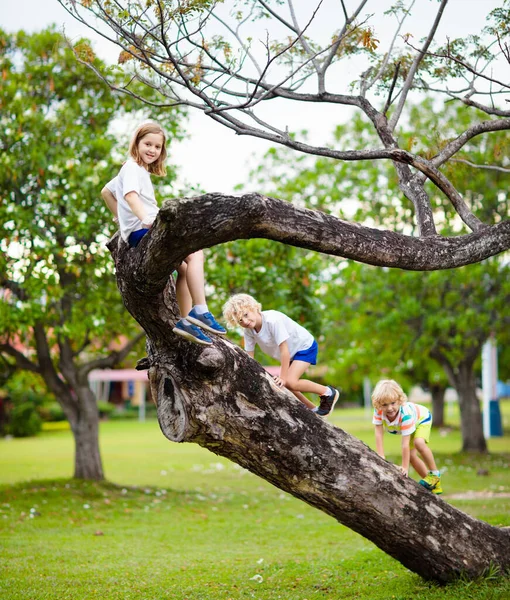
107, 201, 510, 583
430, 384, 446, 428
68, 387, 104, 480
36, 324, 104, 480
431, 351, 487, 453
454, 364, 487, 453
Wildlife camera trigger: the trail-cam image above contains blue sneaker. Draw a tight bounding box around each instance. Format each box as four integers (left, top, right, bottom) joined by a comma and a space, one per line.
187, 308, 227, 336
314, 386, 340, 417
173, 319, 212, 346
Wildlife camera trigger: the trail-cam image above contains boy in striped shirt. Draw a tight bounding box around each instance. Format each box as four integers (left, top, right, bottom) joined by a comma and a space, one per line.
371, 379, 443, 494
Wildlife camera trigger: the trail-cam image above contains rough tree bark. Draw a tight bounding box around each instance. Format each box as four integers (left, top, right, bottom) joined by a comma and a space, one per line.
107, 193, 510, 583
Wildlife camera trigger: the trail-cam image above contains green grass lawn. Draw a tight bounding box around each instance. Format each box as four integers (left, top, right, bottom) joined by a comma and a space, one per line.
0, 403, 509, 599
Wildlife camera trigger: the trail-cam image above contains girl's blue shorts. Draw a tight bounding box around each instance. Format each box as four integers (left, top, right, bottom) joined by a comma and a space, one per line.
128, 228, 150, 248
292, 339, 318, 365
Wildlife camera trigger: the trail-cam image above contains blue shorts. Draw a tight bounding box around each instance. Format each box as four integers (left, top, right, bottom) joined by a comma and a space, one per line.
291, 339, 318, 365
128, 228, 150, 248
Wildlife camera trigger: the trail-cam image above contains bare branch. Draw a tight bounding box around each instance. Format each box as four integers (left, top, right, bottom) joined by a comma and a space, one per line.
78, 332, 146, 378
429, 117, 510, 169
448, 158, 510, 174
287, 0, 324, 77
115, 193, 509, 297
388, 0, 449, 131
362, 0, 415, 96
382, 61, 400, 116
406, 40, 510, 91
211, 5, 263, 77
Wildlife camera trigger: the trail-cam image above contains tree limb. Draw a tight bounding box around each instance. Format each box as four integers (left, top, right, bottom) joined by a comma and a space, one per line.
105, 193, 509, 298
388, 0, 449, 132
78, 332, 146, 379
0, 342, 40, 373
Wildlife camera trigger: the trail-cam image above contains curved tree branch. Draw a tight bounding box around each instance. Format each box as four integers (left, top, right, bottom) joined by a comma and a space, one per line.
106, 193, 509, 299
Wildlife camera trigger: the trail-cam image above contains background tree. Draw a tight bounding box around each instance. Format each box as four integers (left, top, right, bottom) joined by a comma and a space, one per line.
248, 98, 509, 449
327, 261, 510, 452
58, 0, 510, 267
0, 27, 183, 479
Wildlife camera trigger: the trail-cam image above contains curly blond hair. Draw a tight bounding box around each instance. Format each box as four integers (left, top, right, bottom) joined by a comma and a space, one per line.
222, 293, 262, 328
129, 121, 167, 176
371, 379, 407, 410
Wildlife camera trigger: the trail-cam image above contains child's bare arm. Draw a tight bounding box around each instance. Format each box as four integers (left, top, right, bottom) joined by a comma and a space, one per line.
124, 191, 154, 226
275, 341, 291, 387
400, 435, 411, 475
101, 186, 118, 219
374, 424, 385, 458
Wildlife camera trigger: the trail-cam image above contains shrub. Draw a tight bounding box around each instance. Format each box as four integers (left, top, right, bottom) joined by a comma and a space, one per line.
97, 401, 115, 419
39, 402, 66, 422
8, 402, 42, 437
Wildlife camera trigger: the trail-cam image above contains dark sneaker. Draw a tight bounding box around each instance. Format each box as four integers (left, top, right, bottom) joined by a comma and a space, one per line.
315, 386, 340, 417
173, 319, 212, 346
187, 308, 227, 336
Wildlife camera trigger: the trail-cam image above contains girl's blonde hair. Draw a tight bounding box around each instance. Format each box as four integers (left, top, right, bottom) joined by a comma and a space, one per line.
222, 293, 262, 328
371, 379, 407, 410
129, 121, 167, 176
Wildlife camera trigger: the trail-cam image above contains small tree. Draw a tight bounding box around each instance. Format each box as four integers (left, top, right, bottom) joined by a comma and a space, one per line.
0, 28, 183, 479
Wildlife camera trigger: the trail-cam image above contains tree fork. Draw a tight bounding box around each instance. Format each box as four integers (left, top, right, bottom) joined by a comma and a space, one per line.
108, 213, 510, 583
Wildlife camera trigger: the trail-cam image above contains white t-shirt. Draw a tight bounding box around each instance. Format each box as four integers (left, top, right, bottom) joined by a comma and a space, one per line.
106, 159, 160, 241
244, 310, 314, 360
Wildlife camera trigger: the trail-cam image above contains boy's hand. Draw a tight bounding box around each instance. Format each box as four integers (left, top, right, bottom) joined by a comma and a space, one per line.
273, 375, 286, 387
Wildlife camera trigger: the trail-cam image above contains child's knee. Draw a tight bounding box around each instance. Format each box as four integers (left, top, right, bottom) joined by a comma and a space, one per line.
177, 262, 187, 276
414, 437, 427, 451
185, 250, 204, 265
286, 378, 300, 392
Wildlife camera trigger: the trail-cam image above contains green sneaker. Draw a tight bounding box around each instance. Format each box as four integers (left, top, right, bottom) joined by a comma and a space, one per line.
419, 473, 441, 491
432, 479, 443, 495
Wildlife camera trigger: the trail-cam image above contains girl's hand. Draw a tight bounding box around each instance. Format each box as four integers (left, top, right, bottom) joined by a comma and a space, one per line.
399, 466, 408, 476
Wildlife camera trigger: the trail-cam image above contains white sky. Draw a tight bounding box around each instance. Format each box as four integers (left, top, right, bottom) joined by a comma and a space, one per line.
0, 0, 503, 193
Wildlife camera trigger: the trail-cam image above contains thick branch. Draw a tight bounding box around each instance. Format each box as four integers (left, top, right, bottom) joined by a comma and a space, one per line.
0, 342, 40, 373
106, 193, 510, 297
78, 332, 146, 379
33, 323, 71, 401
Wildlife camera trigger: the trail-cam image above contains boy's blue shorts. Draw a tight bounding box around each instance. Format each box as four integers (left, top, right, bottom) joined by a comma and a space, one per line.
292, 339, 318, 365
128, 228, 150, 248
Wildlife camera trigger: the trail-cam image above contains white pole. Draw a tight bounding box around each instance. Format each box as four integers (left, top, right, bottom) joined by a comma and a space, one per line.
481, 337, 498, 438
